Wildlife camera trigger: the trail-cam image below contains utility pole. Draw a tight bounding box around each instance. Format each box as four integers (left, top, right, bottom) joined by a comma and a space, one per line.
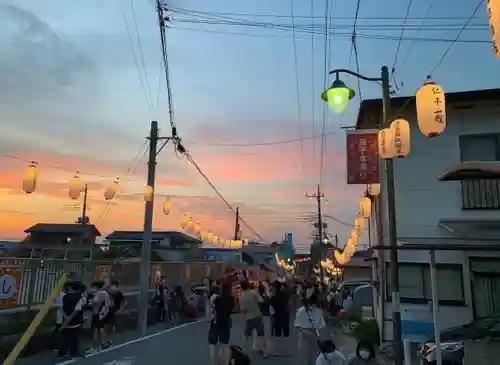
76, 184, 89, 225
306, 184, 325, 283
138, 121, 174, 336
234, 207, 240, 240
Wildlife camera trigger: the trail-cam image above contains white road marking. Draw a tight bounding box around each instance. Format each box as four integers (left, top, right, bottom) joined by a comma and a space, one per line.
54, 320, 205, 365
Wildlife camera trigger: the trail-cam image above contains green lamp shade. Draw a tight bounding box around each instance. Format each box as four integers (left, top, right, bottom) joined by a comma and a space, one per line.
321, 79, 355, 114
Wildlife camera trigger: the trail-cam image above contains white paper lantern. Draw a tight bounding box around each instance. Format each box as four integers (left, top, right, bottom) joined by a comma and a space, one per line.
180, 213, 190, 229
163, 198, 172, 215
391, 118, 411, 157
22, 164, 37, 194
378, 128, 395, 159
144, 185, 154, 202
69, 174, 82, 200
416, 82, 446, 137
206, 231, 214, 242
193, 221, 201, 235
212, 235, 219, 245
104, 179, 119, 201
487, 0, 500, 58
360, 197, 372, 218
354, 216, 364, 233
186, 219, 194, 232
367, 183, 381, 196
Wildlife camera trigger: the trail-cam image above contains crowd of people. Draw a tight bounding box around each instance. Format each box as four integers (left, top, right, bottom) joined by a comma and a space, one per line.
207, 277, 379, 365
54, 278, 127, 361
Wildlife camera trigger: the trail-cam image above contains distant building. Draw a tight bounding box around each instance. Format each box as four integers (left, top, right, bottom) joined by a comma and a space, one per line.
23, 223, 101, 246
336, 250, 373, 282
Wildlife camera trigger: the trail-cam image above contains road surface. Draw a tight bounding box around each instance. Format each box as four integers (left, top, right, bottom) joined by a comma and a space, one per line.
25, 316, 363, 365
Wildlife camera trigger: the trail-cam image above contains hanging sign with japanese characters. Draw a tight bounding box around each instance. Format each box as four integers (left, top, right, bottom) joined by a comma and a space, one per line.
346, 130, 380, 185
416, 82, 446, 137
488, 0, 500, 58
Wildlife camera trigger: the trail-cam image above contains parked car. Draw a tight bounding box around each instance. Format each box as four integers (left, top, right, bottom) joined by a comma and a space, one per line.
333, 278, 372, 306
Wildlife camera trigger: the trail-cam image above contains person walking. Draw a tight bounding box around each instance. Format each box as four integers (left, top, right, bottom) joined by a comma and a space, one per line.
254, 282, 273, 355
239, 281, 267, 359
270, 281, 291, 356
294, 292, 327, 365
208, 284, 233, 365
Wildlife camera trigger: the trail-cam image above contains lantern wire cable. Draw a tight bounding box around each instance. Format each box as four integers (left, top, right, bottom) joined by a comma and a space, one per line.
94, 141, 149, 226
427, 0, 485, 77
181, 150, 270, 243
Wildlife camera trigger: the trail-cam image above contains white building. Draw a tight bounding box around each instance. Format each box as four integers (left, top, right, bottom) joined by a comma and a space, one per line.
357, 88, 500, 342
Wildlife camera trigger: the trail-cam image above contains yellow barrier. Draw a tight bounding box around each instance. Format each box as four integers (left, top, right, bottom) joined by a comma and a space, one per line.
3, 273, 68, 365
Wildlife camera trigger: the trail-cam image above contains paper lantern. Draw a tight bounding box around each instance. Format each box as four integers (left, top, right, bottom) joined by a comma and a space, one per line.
367, 183, 380, 196
354, 216, 364, 233
360, 197, 372, 218
193, 221, 201, 235
488, 0, 500, 58
144, 185, 153, 202
349, 230, 359, 242
180, 213, 190, 229
22, 164, 37, 194
378, 128, 395, 159
186, 219, 194, 232
391, 118, 411, 158
163, 198, 172, 215
206, 231, 214, 242
416, 82, 446, 137
104, 179, 119, 201
69, 173, 82, 200
212, 235, 219, 245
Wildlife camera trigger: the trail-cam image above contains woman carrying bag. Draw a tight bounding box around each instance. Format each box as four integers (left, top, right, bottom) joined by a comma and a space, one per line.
294, 292, 327, 365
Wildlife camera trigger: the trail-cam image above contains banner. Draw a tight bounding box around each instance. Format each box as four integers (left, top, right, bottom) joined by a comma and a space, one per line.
346, 130, 380, 185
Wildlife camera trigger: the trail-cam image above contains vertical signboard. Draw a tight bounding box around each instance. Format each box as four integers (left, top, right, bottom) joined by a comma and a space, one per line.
346, 130, 380, 185
0, 266, 20, 309
488, 0, 500, 58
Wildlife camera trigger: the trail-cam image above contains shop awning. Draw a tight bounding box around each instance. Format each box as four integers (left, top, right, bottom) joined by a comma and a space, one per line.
438, 162, 500, 181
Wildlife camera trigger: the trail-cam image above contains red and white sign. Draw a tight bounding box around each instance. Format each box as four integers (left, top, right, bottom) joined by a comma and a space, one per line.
0, 266, 20, 308
346, 130, 380, 185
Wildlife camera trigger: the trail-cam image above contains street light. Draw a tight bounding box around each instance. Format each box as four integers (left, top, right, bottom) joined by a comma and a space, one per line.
322, 66, 403, 365
321, 76, 355, 114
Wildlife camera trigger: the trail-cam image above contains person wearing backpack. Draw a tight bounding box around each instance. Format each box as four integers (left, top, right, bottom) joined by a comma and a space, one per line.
58, 281, 85, 360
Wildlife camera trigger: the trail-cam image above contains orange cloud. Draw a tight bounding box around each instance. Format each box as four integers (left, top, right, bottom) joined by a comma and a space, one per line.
156, 177, 192, 188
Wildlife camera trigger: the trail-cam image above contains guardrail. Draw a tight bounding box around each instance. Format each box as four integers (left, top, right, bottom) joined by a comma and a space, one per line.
0, 258, 233, 313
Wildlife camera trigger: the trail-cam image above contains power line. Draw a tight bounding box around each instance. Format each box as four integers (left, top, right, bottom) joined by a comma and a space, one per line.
427, 0, 485, 77
289, 0, 305, 175
391, 0, 415, 73
119, 1, 153, 115
182, 151, 270, 243
170, 25, 490, 44
170, 7, 483, 21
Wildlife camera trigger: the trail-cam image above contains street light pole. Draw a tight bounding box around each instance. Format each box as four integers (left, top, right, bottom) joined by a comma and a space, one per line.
322, 66, 403, 365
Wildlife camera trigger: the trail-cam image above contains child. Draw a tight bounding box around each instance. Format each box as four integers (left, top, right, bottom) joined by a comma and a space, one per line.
316, 340, 347, 365
59, 281, 85, 360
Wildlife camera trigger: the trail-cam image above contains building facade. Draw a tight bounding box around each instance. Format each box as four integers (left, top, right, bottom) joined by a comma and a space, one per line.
357, 88, 500, 341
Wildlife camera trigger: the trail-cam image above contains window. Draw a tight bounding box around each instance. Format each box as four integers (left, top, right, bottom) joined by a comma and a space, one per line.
386, 263, 465, 306
459, 134, 500, 209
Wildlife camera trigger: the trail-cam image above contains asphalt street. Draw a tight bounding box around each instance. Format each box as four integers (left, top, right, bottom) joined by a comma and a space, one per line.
35, 317, 361, 365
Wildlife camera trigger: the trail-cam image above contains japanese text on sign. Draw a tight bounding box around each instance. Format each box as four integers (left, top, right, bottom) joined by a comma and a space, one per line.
432, 85, 445, 124
346, 130, 380, 185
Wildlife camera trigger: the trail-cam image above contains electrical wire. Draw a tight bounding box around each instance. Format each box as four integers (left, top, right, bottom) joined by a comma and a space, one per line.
427, 0, 486, 77
289, 0, 305, 175
391, 0, 415, 73
397, 0, 438, 75
94, 140, 149, 226
119, 1, 153, 115
170, 25, 490, 44
183, 151, 270, 243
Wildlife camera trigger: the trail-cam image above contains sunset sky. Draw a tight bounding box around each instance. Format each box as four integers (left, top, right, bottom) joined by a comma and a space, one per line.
0, 0, 498, 252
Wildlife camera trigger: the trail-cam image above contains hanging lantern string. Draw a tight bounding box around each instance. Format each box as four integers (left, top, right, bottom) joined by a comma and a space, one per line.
1, 152, 129, 180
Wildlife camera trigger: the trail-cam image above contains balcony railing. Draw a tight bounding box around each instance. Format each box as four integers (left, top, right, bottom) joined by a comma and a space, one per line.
461, 179, 500, 209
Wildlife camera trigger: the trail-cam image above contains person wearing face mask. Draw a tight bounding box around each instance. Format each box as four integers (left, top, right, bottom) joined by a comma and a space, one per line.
348, 340, 378, 365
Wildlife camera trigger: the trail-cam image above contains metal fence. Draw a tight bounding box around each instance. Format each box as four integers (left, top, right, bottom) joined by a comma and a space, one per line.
0, 258, 234, 312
